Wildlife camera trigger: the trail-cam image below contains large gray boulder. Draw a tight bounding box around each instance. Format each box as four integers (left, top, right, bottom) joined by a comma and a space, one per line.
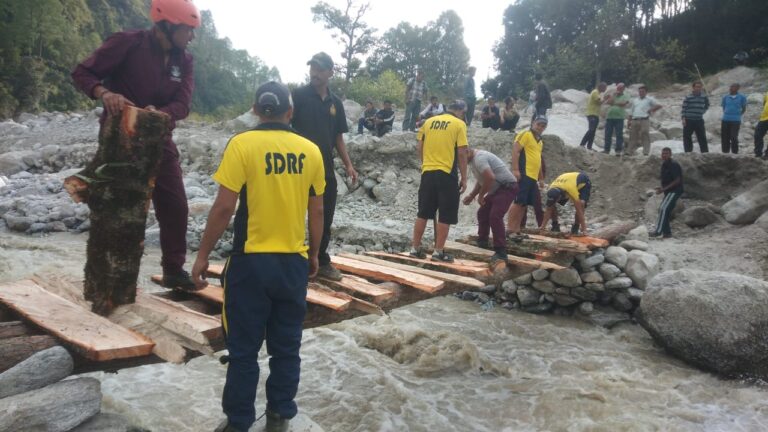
549, 268, 582, 288
70, 413, 130, 432
639, 270, 768, 379
721, 179, 768, 224
0, 346, 73, 399
229, 109, 259, 133
625, 250, 659, 290
757, 211, 768, 233
645, 193, 685, 222
604, 246, 628, 269
682, 206, 718, 228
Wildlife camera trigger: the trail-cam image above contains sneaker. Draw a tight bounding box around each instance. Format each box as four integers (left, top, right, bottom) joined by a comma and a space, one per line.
265, 409, 289, 432
476, 238, 490, 249
162, 270, 198, 291
489, 252, 508, 266
409, 247, 427, 259
649, 232, 662, 238
213, 419, 244, 432
570, 224, 580, 235
431, 251, 455, 263
551, 223, 561, 233
317, 264, 342, 281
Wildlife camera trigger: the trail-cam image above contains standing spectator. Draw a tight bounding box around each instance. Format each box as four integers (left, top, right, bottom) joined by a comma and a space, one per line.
416, 96, 444, 128
721, 83, 747, 154
373, 100, 395, 137
580, 82, 607, 150
71, 0, 200, 290
650, 147, 683, 239
357, 100, 377, 135
506, 115, 548, 241
409, 101, 469, 263
500, 96, 520, 132
464, 66, 477, 126
533, 73, 552, 120
627, 85, 662, 156
291, 52, 358, 281
681, 81, 710, 153
403, 69, 429, 132
481, 97, 501, 130
524, 89, 536, 114
753, 91, 768, 158
604, 83, 629, 155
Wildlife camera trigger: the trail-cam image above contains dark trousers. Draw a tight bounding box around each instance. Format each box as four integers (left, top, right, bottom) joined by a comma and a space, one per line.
755, 120, 768, 157
520, 186, 544, 228
655, 192, 681, 236
604, 118, 624, 153
580, 115, 599, 149
221, 253, 308, 431
319, 175, 337, 266
721, 121, 741, 154
375, 124, 392, 137
683, 119, 708, 153
465, 100, 476, 126
531, 106, 548, 123
403, 100, 421, 131
478, 185, 517, 250
500, 114, 520, 132
153, 142, 188, 274
357, 118, 374, 134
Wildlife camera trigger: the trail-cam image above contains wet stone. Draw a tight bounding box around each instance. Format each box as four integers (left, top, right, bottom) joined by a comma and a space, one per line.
578, 302, 594, 315
516, 287, 539, 306
513, 273, 532, 285
599, 263, 622, 281
581, 271, 603, 284
532, 269, 550, 281
585, 283, 605, 292
612, 293, 634, 312
550, 268, 582, 288
532, 280, 555, 293
479, 285, 497, 294
605, 277, 633, 290
554, 294, 579, 306
523, 302, 555, 314
572, 287, 598, 301
501, 280, 518, 295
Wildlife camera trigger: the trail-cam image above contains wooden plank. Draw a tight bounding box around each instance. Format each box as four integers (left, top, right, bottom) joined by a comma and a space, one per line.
0, 321, 35, 339
443, 241, 565, 270
364, 251, 492, 278
337, 253, 483, 289
306, 284, 352, 311
330, 256, 445, 293
131, 291, 222, 347
565, 235, 610, 248
318, 275, 395, 303
151, 275, 224, 305
309, 283, 384, 316
0, 280, 155, 361
0, 336, 59, 373
524, 234, 592, 252
206, 264, 225, 277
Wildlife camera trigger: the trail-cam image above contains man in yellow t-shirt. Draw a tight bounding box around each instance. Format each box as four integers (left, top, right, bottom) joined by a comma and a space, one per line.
410, 100, 469, 263
579, 82, 607, 150
506, 115, 548, 241
191, 82, 325, 432
539, 172, 592, 235
754, 91, 768, 158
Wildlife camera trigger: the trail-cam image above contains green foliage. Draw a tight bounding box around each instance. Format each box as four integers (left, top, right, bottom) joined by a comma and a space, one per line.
344, 70, 406, 107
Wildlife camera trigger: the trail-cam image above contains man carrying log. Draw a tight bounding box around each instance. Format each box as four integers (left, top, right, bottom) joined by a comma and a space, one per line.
538, 172, 592, 235
192, 82, 325, 432
410, 100, 469, 263
462, 148, 518, 265
71, 0, 200, 290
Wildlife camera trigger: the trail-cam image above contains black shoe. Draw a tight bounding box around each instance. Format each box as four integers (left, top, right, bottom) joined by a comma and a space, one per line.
431, 251, 455, 263
265, 409, 289, 432
213, 419, 244, 432
476, 238, 490, 249
163, 270, 198, 291
409, 247, 427, 259
649, 232, 662, 238
570, 224, 580, 235
507, 232, 529, 243
489, 252, 508, 266
317, 264, 343, 281
551, 223, 561, 233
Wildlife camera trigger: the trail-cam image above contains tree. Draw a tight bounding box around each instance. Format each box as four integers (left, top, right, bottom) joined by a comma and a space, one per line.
366, 22, 434, 80
427, 11, 470, 93
310, 0, 376, 84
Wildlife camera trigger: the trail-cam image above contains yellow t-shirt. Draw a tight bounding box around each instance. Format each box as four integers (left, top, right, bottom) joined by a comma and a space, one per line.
550, 172, 587, 202
516, 130, 543, 180
761, 92, 768, 122
212, 124, 326, 258
585, 89, 602, 117
420, 113, 468, 175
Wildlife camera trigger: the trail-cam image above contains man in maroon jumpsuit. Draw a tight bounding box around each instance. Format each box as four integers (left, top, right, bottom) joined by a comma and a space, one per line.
72, 0, 201, 289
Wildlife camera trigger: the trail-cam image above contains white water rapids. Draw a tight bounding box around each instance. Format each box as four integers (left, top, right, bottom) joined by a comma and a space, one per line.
1, 232, 767, 432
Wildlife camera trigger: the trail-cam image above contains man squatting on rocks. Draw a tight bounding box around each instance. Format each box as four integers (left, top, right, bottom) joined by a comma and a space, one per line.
71, 0, 200, 290
410, 100, 469, 263
506, 116, 548, 241
291, 52, 358, 281
650, 147, 683, 239
192, 81, 326, 432
463, 149, 518, 265
539, 172, 592, 235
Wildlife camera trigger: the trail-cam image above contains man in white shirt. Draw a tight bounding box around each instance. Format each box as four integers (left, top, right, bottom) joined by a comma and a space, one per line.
626, 85, 662, 156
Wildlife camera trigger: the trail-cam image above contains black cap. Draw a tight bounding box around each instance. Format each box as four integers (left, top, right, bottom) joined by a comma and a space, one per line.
448, 99, 467, 111
254, 81, 292, 116
533, 114, 548, 124
307, 52, 334, 70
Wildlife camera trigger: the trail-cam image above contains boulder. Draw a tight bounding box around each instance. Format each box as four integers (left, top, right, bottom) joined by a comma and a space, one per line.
703, 107, 723, 128
639, 270, 768, 379
625, 250, 659, 290
343, 99, 363, 125
716, 66, 757, 87
584, 283, 605, 292
513, 273, 532, 285
549, 268, 582, 288
335, 172, 349, 197
501, 280, 517, 295
681, 206, 718, 228
645, 193, 685, 221
599, 263, 621, 281
612, 293, 634, 312
579, 254, 605, 269
516, 287, 539, 307
70, 413, 130, 432
721, 179, 768, 224
757, 212, 768, 233
0, 151, 36, 176
578, 302, 594, 315
230, 110, 259, 133
532, 280, 555, 293
604, 246, 628, 269
371, 179, 399, 205
580, 271, 603, 284
0, 346, 73, 399
659, 121, 683, 140
626, 225, 649, 242
571, 287, 597, 301
605, 277, 633, 290
618, 240, 649, 251
531, 269, 549, 281
559, 89, 589, 105
553, 294, 579, 306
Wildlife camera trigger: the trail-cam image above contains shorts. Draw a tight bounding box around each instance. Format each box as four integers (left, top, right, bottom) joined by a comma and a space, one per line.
514, 176, 539, 206
417, 170, 459, 224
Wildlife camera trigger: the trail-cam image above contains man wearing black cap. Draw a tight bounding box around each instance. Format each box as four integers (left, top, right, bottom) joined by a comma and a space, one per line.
291, 52, 358, 281
506, 115, 548, 241
539, 172, 591, 235
192, 81, 325, 432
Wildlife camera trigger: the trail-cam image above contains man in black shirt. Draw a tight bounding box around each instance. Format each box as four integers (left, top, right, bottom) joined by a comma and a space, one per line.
651, 147, 683, 239
533, 73, 552, 121
358, 100, 377, 134
291, 52, 358, 280
373, 100, 395, 137
481, 97, 501, 130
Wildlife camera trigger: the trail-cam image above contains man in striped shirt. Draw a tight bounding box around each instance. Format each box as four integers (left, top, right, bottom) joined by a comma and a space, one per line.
681, 81, 710, 153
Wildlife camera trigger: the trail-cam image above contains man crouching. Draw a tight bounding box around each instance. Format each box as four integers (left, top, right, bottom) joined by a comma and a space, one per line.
539, 172, 591, 235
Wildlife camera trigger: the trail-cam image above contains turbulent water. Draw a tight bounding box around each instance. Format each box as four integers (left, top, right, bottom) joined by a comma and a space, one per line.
2, 232, 768, 432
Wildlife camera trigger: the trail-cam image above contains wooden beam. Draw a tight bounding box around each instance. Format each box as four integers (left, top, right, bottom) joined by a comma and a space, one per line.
523, 234, 592, 253
150, 275, 224, 305
330, 256, 445, 293
0, 280, 155, 361
443, 241, 565, 271
0, 336, 59, 373
207, 264, 225, 278
318, 275, 395, 303
306, 284, 352, 311
0, 321, 35, 339
363, 251, 492, 278
339, 253, 485, 289
591, 221, 637, 242
308, 283, 384, 315
523, 229, 610, 248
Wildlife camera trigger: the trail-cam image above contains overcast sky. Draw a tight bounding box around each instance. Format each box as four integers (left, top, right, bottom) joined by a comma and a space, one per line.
194, 0, 511, 88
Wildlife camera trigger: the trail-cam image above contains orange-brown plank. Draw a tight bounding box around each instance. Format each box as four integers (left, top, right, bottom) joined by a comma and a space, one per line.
0, 280, 154, 361
340, 253, 485, 289
364, 251, 492, 278
133, 290, 222, 345
521, 234, 591, 253
306, 284, 351, 311
443, 241, 565, 271
330, 256, 445, 293
207, 264, 225, 278
151, 275, 224, 305
318, 275, 395, 303
566, 235, 610, 248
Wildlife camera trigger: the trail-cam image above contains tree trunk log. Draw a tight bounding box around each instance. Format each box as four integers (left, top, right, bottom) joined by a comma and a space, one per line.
0, 321, 35, 339
72, 106, 170, 315
591, 221, 637, 242
0, 346, 73, 399
0, 335, 58, 373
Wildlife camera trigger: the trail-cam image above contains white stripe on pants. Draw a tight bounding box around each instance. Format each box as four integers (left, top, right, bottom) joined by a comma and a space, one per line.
655, 192, 678, 235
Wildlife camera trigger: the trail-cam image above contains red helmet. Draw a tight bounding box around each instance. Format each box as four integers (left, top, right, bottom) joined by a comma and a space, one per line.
150, 0, 201, 28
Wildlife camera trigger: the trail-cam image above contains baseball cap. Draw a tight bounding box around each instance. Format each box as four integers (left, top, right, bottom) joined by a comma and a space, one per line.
307, 52, 334, 70
533, 114, 548, 124
448, 99, 467, 111
254, 81, 292, 116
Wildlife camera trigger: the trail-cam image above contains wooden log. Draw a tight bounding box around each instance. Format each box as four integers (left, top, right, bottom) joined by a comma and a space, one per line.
318, 275, 395, 303
0, 346, 73, 399
306, 284, 352, 311
0, 321, 35, 339
331, 255, 445, 293
522, 234, 592, 253
72, 106, 171, 315
0, 280, 155, 361
443, 241, 565, 271
364, 251, 493, 278
0, 377, 101, 432
309, 283, 385, 316
523, 228, 610, 248
339, 253, 485, 290
0, 335, 58, 373
151, 275, 224, 305
591, 221, 637, 242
